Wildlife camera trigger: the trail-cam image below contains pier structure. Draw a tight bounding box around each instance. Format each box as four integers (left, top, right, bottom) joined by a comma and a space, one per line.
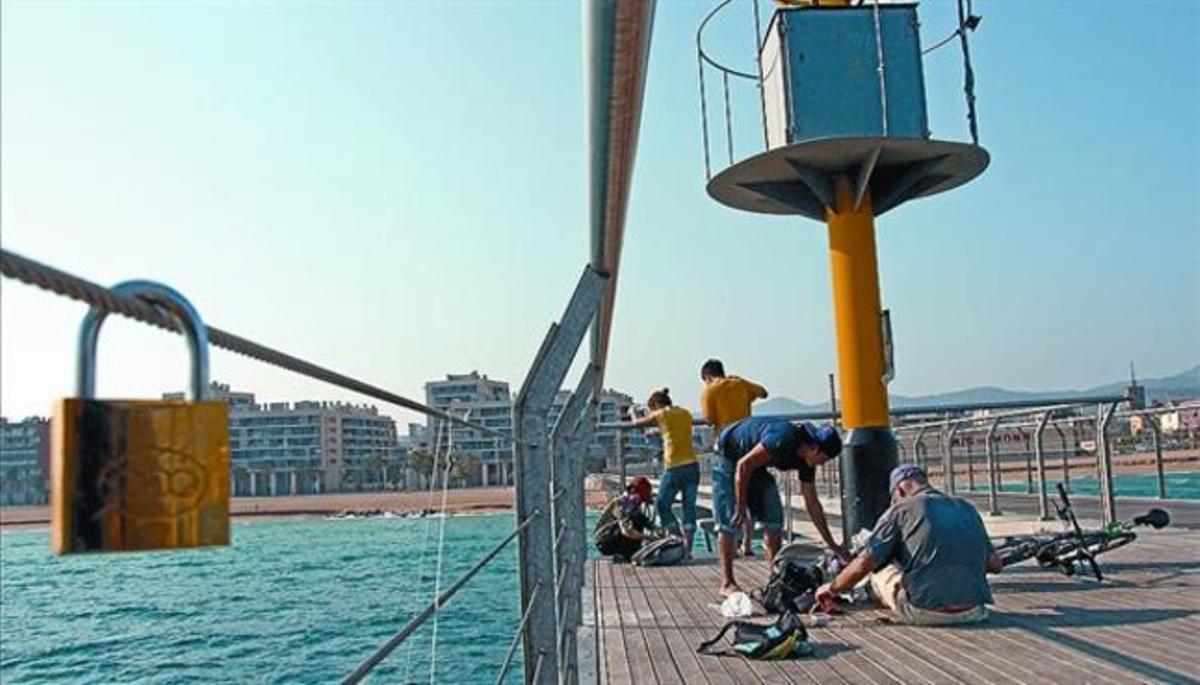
2, 1, 1196, 684
699, 0, 988, 535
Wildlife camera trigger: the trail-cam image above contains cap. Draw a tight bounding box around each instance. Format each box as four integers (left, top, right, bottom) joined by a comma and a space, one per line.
889, 464, 926, 493
813, 425, 842, 458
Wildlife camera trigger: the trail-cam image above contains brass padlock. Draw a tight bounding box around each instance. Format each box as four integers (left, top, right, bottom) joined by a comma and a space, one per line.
51, 280, 230, 553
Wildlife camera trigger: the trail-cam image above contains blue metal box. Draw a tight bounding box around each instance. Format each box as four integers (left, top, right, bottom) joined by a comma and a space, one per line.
760, 4, 929, 147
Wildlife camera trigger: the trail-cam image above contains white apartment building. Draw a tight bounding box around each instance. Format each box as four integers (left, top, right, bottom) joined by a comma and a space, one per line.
425, 372, 514, 486
422, 373, 658, 487
0, 416, 50, 506
167, 383, 401, 495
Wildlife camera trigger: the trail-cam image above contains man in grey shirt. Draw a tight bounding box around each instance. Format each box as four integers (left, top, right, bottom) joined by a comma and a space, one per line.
816, 465, 1003, 625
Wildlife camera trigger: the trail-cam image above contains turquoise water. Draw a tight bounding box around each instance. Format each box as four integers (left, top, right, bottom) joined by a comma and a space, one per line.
959, 470, 1200, 500
1, 515, 527, 684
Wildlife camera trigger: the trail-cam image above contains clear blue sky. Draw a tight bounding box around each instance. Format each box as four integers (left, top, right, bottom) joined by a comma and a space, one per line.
2, 0, 1196, 424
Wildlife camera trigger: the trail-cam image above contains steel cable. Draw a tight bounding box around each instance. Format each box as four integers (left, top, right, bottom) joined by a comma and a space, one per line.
342, 511, 540, 685
0, 248, 517, 443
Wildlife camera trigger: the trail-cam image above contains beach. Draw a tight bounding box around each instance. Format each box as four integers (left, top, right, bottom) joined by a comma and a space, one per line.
0, 486, 613, 530
3, 450, 1195, 531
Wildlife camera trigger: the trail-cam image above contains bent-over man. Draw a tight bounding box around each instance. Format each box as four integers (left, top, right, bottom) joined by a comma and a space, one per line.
714, 416, 845, 596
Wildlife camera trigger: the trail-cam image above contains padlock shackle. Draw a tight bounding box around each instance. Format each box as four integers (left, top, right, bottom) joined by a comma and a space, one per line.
77, 280, 211, 401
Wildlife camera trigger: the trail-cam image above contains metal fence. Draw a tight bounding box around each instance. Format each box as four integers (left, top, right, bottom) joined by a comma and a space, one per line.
597, 394, 1197, 531
0, 248, 603, 685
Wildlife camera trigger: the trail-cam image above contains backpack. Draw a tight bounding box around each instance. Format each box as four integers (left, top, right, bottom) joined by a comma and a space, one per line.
697, 611, 814, 660
594, 508, 651, 560
630, 536, 686, 567
755, 558, 825, 614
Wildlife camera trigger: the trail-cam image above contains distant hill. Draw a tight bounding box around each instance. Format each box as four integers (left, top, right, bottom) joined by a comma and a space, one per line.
755, 364, 1200, 415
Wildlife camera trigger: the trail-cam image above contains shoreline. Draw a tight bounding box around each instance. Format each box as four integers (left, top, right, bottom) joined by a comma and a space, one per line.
4, 460, 1196, 532
0, 486, 611, 531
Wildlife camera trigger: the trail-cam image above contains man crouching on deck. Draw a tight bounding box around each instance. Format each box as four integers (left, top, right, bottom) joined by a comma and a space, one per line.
816, 465, 1004, 625
714, 416, 846, 596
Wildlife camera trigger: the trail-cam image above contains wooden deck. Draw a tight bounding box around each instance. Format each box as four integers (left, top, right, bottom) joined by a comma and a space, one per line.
583, 527, 1200, 684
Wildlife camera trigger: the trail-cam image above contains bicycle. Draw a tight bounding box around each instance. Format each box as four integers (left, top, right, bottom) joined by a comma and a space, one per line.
993, 483, 1169, 581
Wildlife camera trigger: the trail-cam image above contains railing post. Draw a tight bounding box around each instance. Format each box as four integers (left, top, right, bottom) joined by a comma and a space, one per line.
1098, 401, 1119, 526
512, 266, 607, 685
1150, 414, 1166, 499
550, 365, 598, 685
1053, 422, 1070, 492
985, 417, 1002, 516
1019, 425, 1033, 494
912, 427, 928, 470
1033, 412, 1051, 521
944, 420, 959, 495
965, 430, 975, 491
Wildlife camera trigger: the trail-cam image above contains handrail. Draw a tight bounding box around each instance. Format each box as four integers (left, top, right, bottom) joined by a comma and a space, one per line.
597, 394, 1129, 433
697, 0, 760, 81
0, 248, 516, 443
340, 510, 540, 685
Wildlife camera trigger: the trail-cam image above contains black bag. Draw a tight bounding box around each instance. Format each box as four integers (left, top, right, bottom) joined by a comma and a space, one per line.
697, 611, 813, 660
756, 559, 824, 614
630, 536, 686, 566
594, 509, 651, 560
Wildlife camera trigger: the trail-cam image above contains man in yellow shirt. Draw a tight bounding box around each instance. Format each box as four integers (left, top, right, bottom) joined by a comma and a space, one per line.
631, 389, 699, 555
700, 359, 768, 556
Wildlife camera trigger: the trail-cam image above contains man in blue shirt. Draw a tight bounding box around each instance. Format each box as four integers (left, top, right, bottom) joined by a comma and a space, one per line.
714, 416, 845, 597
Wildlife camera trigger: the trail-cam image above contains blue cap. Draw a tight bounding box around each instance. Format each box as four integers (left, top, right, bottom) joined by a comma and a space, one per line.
812, 425, 842, 458
889, 464, 925, 492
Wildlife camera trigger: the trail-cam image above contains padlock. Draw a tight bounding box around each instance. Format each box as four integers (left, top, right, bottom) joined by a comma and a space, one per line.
51, 280, 230, 553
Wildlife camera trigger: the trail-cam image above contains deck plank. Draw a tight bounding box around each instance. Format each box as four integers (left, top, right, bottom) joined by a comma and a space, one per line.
588, 526, 1200, 684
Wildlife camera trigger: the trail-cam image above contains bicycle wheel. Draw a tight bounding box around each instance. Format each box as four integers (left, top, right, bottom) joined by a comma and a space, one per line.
1053, 532, 1137, 581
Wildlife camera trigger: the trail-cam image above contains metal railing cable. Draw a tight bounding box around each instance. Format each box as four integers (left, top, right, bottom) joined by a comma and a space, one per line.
495, 583, 541, 685
870, 0, 889, 137
0, 248, 516, 443
341, 510, 541, 685
956, 0, 980, 144
400, 418, 448, 684
696, 0, 759, 181
429, 411, 466, 684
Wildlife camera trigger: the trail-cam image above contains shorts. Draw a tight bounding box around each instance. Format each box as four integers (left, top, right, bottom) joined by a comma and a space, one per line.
869, 564, 989, 625
711, 456, 783, 536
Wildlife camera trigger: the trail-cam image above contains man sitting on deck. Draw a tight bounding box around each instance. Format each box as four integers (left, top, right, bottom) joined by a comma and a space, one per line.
714, 416, 846, 596
816, 465, 1004, 625
594, 476, 658, 561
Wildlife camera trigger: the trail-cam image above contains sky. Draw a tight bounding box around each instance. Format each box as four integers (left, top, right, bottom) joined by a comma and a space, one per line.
1, 0, 1197, 426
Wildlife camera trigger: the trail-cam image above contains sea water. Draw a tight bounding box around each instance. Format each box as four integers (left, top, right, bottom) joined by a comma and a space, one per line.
960, 470, 1200, 500
1, 514, 528, 684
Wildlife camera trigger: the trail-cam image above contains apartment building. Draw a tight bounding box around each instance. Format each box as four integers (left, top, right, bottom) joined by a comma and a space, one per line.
0, 416, 50, 506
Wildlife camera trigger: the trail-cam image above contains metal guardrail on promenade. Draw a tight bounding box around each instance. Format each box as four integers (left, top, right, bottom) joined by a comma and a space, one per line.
596, 394, 1193, 528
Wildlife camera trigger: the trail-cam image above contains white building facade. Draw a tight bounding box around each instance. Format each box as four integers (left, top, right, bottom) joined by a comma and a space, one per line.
0, 416, 50, 506
167, 383, 401, 496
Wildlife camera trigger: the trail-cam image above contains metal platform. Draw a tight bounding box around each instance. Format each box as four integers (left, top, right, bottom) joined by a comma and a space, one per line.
706, 137, 990, 221
587, 527, 1200, 684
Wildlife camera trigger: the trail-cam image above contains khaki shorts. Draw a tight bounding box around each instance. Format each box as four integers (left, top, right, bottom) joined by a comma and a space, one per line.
869, 564, 988, 626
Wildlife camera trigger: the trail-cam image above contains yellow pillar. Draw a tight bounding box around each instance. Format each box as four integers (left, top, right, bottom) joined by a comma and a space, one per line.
826, 177, 890, 429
